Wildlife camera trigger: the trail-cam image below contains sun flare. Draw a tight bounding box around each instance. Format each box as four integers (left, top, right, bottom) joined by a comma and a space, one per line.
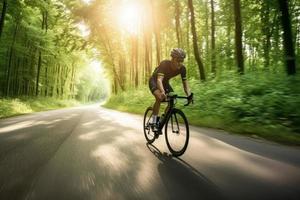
82, 0, 93, 5
90, 60, 102, 74
118, 3, 141, 35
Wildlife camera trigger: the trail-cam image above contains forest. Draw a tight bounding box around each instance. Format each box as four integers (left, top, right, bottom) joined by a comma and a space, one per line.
0, 0, 299, 143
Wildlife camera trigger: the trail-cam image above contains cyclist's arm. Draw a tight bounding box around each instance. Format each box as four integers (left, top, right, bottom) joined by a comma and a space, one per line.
183, 80, 191, 96
157, 75, 165, 94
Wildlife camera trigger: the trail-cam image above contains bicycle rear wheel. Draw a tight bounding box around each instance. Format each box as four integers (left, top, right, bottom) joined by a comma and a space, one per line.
165, 109, 189, 156
143, 107, 156, 144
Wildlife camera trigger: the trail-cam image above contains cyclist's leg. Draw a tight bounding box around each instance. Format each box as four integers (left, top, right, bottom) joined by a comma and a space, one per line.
152, 89, 163, 134
149, 78, 162, 124
164, 83, 174, 114
152, 89, 161, 116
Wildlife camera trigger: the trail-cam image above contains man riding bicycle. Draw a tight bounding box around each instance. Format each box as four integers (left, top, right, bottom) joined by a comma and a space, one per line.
148, 48, 192, 131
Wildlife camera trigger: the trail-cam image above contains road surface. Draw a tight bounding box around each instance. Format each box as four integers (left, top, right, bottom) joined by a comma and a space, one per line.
0, 105, 300, 200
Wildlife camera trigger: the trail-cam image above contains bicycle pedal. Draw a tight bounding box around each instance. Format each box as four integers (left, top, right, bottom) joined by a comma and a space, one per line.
154, 132, 160, 138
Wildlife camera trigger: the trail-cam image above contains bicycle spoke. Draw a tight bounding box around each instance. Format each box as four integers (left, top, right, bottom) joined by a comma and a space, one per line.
174, 113, 180, 133
165, 109, 189, 156
171, 114, 174, 132
143, 107, 156, 144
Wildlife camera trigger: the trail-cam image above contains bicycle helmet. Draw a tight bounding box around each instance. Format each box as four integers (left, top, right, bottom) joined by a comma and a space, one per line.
171, 48, 186, 60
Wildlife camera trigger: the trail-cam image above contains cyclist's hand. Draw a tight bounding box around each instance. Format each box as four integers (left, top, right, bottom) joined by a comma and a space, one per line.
160, 92, 167, 100
185, 93, 194, 106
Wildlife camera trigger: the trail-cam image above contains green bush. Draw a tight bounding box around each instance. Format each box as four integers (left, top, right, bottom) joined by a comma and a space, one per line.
0, 97, 79, 118
105, 71, 300, 145
0, 99, 32, 118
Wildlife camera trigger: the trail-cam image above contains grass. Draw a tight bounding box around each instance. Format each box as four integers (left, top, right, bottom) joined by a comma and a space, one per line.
0, 97, 80, 118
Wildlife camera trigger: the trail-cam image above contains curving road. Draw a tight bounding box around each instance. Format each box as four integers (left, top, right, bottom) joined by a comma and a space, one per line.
0, 105, 300, 200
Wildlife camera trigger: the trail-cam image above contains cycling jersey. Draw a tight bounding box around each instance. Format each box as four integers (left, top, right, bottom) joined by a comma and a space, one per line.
149, 60, 187, 93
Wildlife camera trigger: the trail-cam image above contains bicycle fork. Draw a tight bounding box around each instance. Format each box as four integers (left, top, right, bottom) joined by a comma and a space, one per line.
171, 113, 180, 134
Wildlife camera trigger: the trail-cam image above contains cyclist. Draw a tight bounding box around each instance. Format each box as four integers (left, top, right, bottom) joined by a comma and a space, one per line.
148, 48, 192, 131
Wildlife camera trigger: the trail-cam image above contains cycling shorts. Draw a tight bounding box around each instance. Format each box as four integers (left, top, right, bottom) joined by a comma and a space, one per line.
148, 77, 173, 94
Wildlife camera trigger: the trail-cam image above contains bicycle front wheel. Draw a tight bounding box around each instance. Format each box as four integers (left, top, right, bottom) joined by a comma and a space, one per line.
165, 109, 189, 157
143, 107, 156, 144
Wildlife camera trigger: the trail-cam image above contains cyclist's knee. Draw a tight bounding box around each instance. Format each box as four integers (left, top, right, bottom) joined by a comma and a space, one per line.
155, 96, 162, 103
153, 91, 163, 102
156, 95, 164, 102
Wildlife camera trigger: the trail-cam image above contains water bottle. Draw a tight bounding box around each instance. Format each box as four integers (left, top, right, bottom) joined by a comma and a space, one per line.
160, 114, 165, 123
156, 116, 160, 126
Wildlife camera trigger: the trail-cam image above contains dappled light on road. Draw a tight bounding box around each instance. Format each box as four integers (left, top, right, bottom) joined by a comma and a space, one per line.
0, 105, 299, 200
0, 121, 35, 133
188, 134, 300, 183
96, 109, 142, 130
92, 145, 130, 173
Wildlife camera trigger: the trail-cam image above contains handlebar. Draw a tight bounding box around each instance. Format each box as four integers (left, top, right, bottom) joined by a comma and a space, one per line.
166, 93, 194, 106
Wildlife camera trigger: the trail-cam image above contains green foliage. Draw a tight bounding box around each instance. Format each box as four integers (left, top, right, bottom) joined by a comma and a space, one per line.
189, 72, 300, 133
105, 71, 300, 145
105, 85, 153, 114
0, 97, 79, 118
75, 62, 109, 102
0, 99, 32, 118
0, 0, 107, 101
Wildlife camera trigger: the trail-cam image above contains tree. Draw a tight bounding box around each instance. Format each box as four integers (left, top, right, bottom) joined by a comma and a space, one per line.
174, 0, 182, 47
0, 0, 7, 38
278, 0, 296, 75
188, 0, 206, 81
233, 0, 244, 74
150, 0, 161, 66
210, 0, 216, 75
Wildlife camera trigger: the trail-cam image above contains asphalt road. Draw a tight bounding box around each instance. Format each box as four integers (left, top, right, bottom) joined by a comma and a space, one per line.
0, 105, 300, 200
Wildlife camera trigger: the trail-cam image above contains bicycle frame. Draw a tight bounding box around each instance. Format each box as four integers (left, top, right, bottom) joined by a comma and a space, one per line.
158, 94, 188, 131
144, 93, 193, 156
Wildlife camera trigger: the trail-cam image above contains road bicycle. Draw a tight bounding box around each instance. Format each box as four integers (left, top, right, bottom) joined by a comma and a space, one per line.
143, 93, 193, 157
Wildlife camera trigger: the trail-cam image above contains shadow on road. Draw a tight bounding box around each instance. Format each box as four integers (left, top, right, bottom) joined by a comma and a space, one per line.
146, 143, 228, 200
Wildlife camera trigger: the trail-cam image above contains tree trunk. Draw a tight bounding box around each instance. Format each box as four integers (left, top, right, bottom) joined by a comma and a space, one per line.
150, 0, 161, 66
233, 0, 244, 74
101, 28, 125, 92
143, 25, 151, 84
188, 0, 206, 81
0, 0, 7, 38
278, 0, 296, 75
60, 65, 67, 98
135, 36, 139, 88
261, 1, 271, 70
226, 13, 233, 70
69, 64, 75, 98
204, 0, 209, 69
5, 23, 18, 96
36, 11, 46, 96
186, 3, 191, 75
175, 0, 182, 47
56, 64, 60, 97
36, 51, 42, 96
44, 65, 48, 96
14, 58, 21, 96
44, 11, 48, 96
210, 0, 216, 75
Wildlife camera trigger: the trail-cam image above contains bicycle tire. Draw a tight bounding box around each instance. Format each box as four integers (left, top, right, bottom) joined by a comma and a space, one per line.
165, 108, 189, 156
143, 107, 156, 144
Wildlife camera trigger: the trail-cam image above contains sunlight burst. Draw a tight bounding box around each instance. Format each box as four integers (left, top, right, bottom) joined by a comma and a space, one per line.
118, 3, 142, 35
90, 60, 102, 74
82, 0, 93, 5
77, 21, 90, 38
